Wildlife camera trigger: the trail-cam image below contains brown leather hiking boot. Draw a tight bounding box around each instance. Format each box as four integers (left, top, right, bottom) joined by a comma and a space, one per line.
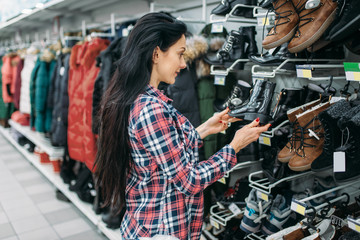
288, 102, 331, 171
288, 0, 338, 53
262, 0, 299, 49
278, 99, 321, 163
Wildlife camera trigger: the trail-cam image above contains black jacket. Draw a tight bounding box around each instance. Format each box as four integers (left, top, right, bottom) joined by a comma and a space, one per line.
49, 53, 70, 146
92, 37, 126, 134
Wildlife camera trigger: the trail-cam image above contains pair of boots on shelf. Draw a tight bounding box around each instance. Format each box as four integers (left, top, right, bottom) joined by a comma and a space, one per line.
211, 0, 257, 18
205, 27, 258, 69
262, 0, 338, 53
278, 98, 360, 180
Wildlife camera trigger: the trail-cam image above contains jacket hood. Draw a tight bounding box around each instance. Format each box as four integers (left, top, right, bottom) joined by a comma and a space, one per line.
183, 35, 208, 64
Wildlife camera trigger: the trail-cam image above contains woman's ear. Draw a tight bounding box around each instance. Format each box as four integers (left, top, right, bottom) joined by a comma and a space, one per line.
152, 46, 160, 63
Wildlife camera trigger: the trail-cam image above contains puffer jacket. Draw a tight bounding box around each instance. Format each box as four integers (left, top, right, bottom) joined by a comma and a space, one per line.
49, 52, 71, 147
33, 58, 56, 133
166, 35, 208, 128
1, 54, 21, 103
68, 38, 109, 171
13, 58, 24, 109
92, 37, 126, 134
20, 54, 37, 114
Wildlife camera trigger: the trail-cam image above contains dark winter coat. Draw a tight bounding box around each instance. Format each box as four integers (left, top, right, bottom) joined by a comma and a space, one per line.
92, 37, 126, 134
68, 38, 109, 170
14, 59, 24, 109
49, 53, 71, 146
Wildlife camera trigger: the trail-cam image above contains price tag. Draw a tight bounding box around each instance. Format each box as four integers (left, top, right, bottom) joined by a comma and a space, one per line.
259, 135, 271, 146
214, 75, 226, 86
291, 198, 307, 216
296, 65, 312, 78
347, 217, 360, 233
229, 203, 242, 216
211, 23, 224, 33
218, 177, 226, 184
210, 218, 220, 229
344, 62, 360, 81
257, 17, 270, 26
333, 151, 346, 172
257, 190, 269, 202
59, 66, 65, 76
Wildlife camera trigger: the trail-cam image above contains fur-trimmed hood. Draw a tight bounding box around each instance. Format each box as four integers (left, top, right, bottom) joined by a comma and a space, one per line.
183, 35, 208, 64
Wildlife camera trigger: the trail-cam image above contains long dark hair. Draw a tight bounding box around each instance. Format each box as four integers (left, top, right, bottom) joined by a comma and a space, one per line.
94, 12, 187, 211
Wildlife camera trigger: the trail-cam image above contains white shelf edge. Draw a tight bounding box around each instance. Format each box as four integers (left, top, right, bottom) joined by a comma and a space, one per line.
8, 120, 64, 158
0, 126, 123, 240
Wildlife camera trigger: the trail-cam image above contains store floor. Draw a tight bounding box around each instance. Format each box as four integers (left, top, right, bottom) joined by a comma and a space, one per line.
0, 135, 108, 240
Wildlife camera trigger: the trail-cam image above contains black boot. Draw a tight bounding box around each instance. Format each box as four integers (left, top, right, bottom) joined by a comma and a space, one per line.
302, 83, 324, 103
217, 30, 246, 68
327, 0, 360, 42
271, 88, 305, 127
244, 80, 276, 124
211, 0, 255, 17
259, 0, 274, 9
233, 0, 257, 18
213, 80, 252, 112
311, 100, 352, 172
240, 26, 258, 56
334, 110, 360, 183
93, 183, 106, 215
249, 43, 295, 66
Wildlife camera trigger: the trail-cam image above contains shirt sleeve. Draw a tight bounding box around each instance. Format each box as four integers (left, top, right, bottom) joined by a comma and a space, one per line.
134, 101, 237, 196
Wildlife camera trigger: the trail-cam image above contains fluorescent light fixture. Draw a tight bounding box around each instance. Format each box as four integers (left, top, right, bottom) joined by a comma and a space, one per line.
21, 9, 33, 14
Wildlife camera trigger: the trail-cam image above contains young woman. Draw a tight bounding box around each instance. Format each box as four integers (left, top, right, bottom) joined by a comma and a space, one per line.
95, 12, 270, 240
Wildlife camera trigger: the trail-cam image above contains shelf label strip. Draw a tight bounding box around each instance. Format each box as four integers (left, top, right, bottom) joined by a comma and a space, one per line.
291, 198, 307, 216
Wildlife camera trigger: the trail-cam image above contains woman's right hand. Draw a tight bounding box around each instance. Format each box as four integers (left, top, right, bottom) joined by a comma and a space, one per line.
230, 118, 271, 153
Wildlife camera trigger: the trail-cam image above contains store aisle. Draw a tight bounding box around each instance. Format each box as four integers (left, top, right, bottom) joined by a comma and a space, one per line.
0, 135, 108, 240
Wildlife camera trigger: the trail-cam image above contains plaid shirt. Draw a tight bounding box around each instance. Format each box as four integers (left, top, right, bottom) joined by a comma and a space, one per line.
120, 85, 237, 240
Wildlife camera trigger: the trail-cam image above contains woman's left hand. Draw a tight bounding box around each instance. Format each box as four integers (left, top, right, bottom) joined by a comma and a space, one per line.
196, 108, 241, 139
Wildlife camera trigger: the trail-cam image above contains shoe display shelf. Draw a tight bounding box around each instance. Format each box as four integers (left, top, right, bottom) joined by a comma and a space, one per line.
244, 232, 265, 240
259, 119, 289, 146
251, 59, 346, 81
290, 180, 360, 217
0, 125, 123, 240
210, 59, 251, 76
210, 4, 258, 25
249, 170, 314, 196
210, 202, 244, 228
8, 119, 64, 158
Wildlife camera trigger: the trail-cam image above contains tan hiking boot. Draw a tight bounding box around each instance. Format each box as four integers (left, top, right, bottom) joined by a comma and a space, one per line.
288, 0, 338, 53
262, 0, 299, 49
277, 99, 321, 163
288, 102, 331, 171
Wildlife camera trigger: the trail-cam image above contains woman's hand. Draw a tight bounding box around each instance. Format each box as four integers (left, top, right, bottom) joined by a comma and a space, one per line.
196, 108, 241, 139
230, 118, 271, 153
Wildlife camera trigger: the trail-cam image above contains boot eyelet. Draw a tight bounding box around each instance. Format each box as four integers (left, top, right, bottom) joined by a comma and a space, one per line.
311, 18, 314, 21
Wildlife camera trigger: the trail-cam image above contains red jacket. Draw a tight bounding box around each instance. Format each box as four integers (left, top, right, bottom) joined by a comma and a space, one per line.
68, 38, 110, 171
1, 54, 21, 103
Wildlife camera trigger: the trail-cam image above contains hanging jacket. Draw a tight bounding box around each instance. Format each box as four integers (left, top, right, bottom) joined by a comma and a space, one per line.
68, 38, 110, 171
20, 54, 37, 114
13, 58, 24, 109
49, 52, 71, 147
34, 59, 56, 133
30, 58, 41, 129
92, 37, 126, 134
1, 54, 20, 103
0, 58, 7, 119
166, 35, 208, 128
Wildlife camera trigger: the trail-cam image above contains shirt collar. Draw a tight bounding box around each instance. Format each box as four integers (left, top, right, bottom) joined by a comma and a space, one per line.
144, 84, 172, 103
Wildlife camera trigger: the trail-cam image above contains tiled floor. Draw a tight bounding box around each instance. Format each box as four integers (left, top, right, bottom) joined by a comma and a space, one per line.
0, 135, 108, 240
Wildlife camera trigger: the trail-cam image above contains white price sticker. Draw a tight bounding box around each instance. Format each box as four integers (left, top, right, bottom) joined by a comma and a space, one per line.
291, 198, 307, 216
333, 151, 346, 172
214, 75, 226, 86
59, 66, 65, 76
211, 23, 224, 33
296, 65, 312, 78
229, 203, 242, 216
348, 217, 360, 233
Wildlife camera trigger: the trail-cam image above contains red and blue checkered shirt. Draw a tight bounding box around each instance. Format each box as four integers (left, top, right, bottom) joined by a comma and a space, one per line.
120, 85, 237, 240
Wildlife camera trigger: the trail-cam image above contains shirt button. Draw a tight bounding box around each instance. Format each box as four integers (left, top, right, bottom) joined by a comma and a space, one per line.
167, 193, 171, 198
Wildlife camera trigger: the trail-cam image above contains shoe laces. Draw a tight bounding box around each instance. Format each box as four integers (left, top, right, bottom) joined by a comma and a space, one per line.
295, 116, 324, 158
322, 122, 332, 153
285, 120, 302, 151
293, 0, 322, 38
267, 0, 295, 36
